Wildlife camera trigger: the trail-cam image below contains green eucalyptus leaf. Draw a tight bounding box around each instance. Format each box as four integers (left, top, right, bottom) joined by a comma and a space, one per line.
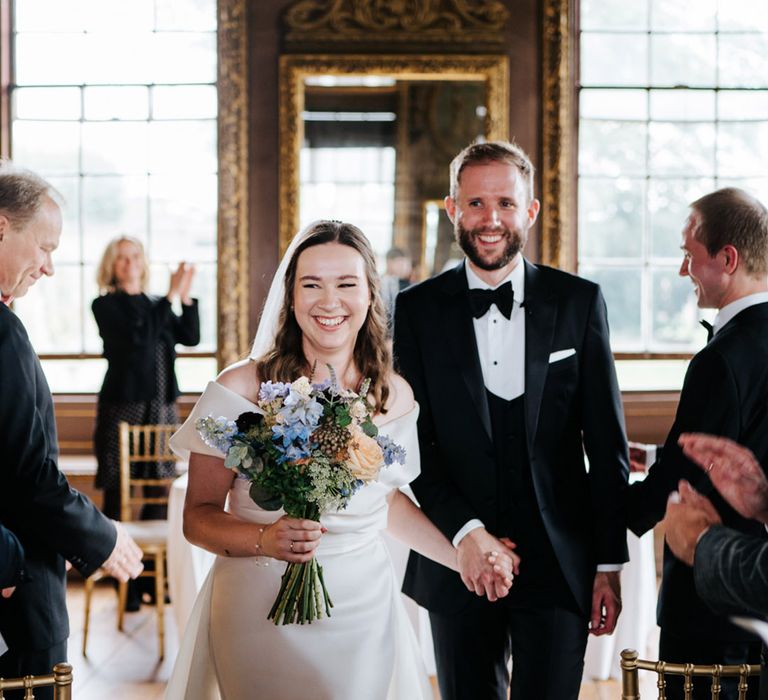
249, 482, 283, 510
361, 418, 378, 438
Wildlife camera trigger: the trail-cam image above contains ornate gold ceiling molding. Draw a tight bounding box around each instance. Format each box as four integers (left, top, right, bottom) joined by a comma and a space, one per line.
283, 0, 510, 48
541, 0, 575, 271
217, 0, 250, 369
279, 53, 509, 255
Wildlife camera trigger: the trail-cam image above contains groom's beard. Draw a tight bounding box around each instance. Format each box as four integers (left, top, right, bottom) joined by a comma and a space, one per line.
457, 221, 526, 271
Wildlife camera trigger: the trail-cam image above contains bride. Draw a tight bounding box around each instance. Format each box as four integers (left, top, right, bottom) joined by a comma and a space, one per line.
166, 221, 515, 699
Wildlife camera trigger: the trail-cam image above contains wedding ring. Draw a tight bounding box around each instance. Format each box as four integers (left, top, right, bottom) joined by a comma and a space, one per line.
290, 541, 295, 552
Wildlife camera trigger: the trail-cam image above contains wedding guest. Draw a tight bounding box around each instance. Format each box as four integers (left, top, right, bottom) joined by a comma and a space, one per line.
628, 188, 768, 699
164, 220, 515, 699
0, 163, 142, 699
92, 237, 199, 609
93, 238, 200, 520
380, 246, 412, 332
393, 140, 629, 700
666, 433, 768, 699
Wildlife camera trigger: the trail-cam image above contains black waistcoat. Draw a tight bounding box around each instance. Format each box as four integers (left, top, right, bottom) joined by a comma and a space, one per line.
486, 390, 576, 609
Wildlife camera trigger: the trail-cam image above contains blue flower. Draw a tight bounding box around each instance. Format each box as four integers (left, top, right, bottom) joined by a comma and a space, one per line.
258, 381, 290, 402
375, 434, 406, 465
195, 415, 238, 454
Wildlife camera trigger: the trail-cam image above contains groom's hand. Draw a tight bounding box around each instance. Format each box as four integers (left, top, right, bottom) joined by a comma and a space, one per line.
457, 528, 519, 602
589, 571, 621, 636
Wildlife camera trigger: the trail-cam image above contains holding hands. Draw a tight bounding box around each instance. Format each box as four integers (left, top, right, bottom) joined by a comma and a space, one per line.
457, 528, 519, 602
167, 262, 196, 305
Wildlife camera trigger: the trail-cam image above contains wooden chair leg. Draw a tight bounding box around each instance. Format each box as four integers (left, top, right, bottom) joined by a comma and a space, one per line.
155, 551, 166, 660
82, 575, 95, 657
117, 579, 128, 631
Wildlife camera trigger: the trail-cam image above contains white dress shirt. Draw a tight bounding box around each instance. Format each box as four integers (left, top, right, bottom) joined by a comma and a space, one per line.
712, 291, 768, 336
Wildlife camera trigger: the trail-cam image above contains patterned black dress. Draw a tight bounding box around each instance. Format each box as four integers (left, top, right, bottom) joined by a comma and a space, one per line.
92, 292, 200, 519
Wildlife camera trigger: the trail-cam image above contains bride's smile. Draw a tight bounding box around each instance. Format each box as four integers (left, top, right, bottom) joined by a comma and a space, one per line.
293, 242, 371, 356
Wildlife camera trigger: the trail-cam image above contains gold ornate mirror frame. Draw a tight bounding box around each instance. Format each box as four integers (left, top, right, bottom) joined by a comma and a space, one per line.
278, 54, 509, 255
541, 0, 576, 271
217, 0, 249, 368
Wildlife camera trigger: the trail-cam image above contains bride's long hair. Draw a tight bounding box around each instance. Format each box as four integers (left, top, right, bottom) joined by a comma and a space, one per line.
255, 220, 392, 414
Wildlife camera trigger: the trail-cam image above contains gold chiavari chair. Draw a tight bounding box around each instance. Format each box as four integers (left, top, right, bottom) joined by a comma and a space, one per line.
0, 662, 73, 699
621, 648, 761, 700
82, 422, 180, 660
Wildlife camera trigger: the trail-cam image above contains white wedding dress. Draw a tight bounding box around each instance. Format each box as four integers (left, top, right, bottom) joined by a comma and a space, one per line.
165, 381, 433, 700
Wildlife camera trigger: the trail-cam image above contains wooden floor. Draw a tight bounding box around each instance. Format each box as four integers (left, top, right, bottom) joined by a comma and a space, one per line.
64, 578, 620, 699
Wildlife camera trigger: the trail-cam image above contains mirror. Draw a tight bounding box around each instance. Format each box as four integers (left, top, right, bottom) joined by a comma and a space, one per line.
279, 55, 509, 278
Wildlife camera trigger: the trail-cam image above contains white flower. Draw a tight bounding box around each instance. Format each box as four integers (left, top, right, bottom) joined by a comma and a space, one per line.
290, 376, 312, 399
349, 400, 368, 422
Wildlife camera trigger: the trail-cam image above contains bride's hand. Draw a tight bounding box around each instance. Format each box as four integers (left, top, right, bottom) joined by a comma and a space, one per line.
261, 516, 324, 563
487, 538, 519, 599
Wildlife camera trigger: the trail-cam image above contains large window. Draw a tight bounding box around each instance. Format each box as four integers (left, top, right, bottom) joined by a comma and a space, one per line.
10, 0, 218, 391
578, 0, 768, 363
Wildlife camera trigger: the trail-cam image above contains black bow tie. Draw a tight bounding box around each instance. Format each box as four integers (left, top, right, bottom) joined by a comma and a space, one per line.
469, 282, 514, 320
700, 319, 714, 342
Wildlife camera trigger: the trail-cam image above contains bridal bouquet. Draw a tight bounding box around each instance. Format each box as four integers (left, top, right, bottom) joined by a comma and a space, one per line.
196, 370, 406, 625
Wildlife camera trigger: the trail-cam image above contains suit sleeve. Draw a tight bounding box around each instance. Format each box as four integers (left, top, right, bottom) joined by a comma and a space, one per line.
579, 286, 630, 563
0, 316, 116, 577
627, 349, 739, 536
172, 299, 200, 347
693, 525, 768, 619
393, 293, 478, 541
0, 523, 25, 588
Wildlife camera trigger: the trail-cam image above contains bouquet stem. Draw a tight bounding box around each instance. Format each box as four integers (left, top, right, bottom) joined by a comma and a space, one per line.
267, 505, 333, 625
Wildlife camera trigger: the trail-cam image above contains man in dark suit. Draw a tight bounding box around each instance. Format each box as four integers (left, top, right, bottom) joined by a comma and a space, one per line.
0, 163, 143, 697
627, 188, 768, 699
666, 432, 768, 699
394, 140, 629, 700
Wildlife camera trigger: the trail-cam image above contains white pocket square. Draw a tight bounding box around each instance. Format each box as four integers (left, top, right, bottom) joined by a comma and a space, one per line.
548, 348, 576, 363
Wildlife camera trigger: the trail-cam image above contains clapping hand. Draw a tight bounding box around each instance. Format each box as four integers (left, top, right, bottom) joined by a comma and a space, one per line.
457, 528, 520, 602
663, 479, 722, 566
679, 432, 768, 524
167, 262, 196, 305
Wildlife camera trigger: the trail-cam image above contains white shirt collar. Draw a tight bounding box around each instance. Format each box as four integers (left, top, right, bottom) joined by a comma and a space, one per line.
713, 291, 768, 335
464, 256, 525, 305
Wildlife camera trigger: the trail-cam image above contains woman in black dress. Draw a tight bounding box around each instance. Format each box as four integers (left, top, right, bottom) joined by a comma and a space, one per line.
92, 236, 200, 523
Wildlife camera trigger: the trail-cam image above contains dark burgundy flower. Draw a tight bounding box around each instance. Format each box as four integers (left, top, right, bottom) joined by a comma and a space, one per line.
236, 411, 263, 433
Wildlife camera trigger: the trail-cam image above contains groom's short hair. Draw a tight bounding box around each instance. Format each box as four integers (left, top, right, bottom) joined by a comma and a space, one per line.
449, 140, 535, 202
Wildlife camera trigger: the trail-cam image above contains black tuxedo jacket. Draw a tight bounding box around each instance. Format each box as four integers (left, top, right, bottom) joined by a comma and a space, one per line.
628, 301, 768, 641
92, 292, 200, 404
394, 260, 629, 615
0, 303, 116, 651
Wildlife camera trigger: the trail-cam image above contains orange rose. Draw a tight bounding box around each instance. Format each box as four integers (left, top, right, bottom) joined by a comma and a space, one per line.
346, 424, 384, 481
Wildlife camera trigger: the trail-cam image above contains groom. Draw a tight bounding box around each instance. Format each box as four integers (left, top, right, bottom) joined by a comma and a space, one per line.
394, 140, 630, 700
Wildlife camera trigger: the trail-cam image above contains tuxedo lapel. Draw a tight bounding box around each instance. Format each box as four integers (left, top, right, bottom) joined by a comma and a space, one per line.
440, 263, 492, 442
523, 261, 557, 455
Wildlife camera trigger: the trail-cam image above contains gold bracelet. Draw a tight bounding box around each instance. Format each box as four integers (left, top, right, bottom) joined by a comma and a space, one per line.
255, 527, 265, 553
